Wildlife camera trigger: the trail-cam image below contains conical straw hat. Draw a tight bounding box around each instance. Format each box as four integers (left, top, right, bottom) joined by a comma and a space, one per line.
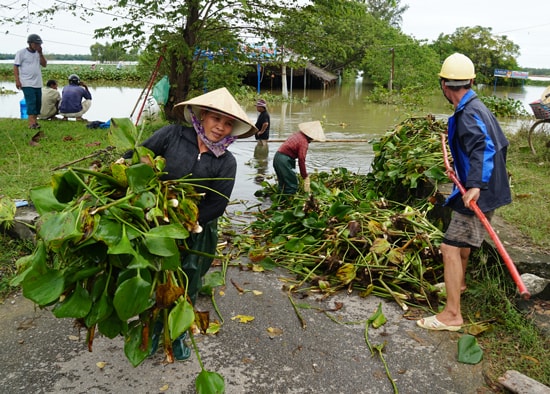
299, 121, 326, 142
173, 87, 257, 138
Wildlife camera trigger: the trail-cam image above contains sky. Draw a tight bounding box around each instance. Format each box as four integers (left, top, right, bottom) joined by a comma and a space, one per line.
401, 0, 550, 69
1, 1, 550, 69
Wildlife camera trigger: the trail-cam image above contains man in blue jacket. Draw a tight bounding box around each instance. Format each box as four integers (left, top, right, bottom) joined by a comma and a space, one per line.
417, 53, 511, 331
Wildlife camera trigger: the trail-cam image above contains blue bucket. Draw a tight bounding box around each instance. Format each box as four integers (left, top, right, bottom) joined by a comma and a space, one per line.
20, 98, 28, 119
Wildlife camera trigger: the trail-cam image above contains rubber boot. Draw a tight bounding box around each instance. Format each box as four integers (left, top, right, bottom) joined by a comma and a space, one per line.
172, 331, 191, 361
149, 320, 163, 356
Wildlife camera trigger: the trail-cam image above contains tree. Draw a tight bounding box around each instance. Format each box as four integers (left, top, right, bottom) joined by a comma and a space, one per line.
90, 42, 138, 63
364, 0, 409, 28
431, 26, 521, 85
362, 31, 440, 91
273, 0, 437, 91
273, 1, 385, 74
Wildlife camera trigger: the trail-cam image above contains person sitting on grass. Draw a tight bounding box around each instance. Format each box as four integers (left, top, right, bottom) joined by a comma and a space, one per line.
59, 74, 92, 121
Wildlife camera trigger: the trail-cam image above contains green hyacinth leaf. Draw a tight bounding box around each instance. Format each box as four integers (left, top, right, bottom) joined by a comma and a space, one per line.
196, 370, 225, 394
37, 210, 82, 251
371, 303, 387, 329
144, 236, 178, 257
457, 334, 483, 364
52, 284, 92, 318
85, 291, 113, 327
94, 216, 122, 247
168, 299, 194, 341
201, 271, 225, 296
98, 311, 126, 339
22, 268, 65, 306
113, 275, 153, 321
146, 223, 190, 239
51, 170, 83, 203
126, 163, 156, 193
109, 117, 136, 152
124, 322, 149, 367
29, 185, 67, 215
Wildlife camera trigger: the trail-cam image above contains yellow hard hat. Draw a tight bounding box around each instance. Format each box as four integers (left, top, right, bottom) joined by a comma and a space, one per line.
439, 53, 476, 81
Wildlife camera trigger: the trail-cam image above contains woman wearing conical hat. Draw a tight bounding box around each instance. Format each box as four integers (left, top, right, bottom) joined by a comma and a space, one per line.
138, 87, 256, 360
273, 121, 326, 194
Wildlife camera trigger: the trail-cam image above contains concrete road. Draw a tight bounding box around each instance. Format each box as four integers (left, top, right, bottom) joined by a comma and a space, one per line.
0, 263, 486, 394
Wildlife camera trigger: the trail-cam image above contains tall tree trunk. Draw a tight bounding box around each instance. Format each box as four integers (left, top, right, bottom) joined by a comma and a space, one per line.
165, 53, 193, 121
281, 64, 288, 98
165, 2, 199, 121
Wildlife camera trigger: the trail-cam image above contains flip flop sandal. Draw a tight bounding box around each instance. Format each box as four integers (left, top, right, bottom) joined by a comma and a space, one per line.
417, 315, 461, 332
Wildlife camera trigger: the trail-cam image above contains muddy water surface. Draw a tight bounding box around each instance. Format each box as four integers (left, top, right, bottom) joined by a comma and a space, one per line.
1, 79, 546, 201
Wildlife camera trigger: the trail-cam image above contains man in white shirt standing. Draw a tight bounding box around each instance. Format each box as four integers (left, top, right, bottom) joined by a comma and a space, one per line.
13, 34, 48, 130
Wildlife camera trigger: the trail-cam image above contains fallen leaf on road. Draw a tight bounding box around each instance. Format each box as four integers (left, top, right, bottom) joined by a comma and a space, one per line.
266, 327, 283, 338
206, 321, 221, 335
195, 310, 210, 333
231, 315, 255, 323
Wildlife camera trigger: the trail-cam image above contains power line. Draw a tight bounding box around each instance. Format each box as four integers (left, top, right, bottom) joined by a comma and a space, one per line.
51, 0, 157, 27
496, 23, 550, 35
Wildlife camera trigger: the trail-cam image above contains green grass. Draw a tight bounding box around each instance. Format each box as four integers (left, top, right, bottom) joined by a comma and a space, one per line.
499, 127, 550, 248
0, 63, 146, 84
0, 233, 33, 299
463, 247, 550, 388
0, 118, 121, 199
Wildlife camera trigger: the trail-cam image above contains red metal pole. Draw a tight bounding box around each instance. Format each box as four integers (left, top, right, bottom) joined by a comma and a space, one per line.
134, 54, 164, 126
440, 133, 530, 299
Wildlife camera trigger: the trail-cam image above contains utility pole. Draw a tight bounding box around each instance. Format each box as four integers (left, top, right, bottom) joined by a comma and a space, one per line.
389, 48, 395, 92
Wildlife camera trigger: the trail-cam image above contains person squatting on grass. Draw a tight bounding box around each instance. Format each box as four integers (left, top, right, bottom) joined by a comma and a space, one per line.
59, 74, 92, 121
39, 80, 61, 120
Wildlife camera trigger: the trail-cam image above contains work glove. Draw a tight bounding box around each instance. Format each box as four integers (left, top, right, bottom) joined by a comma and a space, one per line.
303, 176, 311, 193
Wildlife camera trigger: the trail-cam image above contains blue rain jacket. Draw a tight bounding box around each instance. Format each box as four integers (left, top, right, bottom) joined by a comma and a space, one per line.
445, 90, 511, 214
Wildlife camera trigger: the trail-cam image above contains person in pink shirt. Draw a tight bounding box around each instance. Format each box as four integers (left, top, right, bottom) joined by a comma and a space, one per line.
273, 121, 325, 194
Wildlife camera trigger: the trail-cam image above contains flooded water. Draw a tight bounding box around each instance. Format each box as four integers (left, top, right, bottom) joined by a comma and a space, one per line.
1, 79, 547, 202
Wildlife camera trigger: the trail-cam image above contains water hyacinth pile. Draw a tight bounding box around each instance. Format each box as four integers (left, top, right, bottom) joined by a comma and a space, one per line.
235, 116, 451, 311
9, 118, 225, 390
365, 115, 448, 203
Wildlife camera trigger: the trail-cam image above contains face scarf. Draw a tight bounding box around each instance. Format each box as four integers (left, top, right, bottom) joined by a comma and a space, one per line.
189, 108, 238, 157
